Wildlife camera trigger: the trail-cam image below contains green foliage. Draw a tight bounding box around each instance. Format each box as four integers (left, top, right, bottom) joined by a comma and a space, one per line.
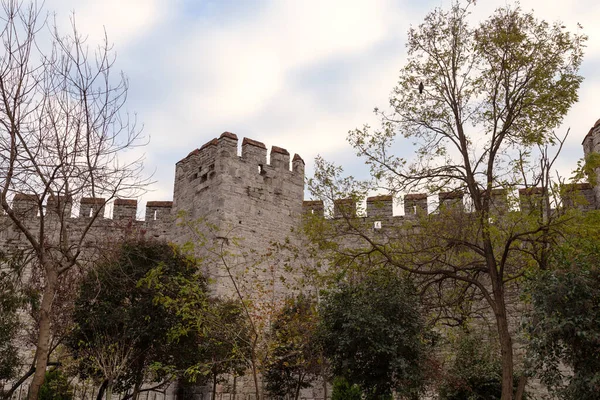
39, 369, 73, 400
142, 245, 252, 392
331, 376, 363, 400
264, 295, 323, 399
67, 240, 205, 392
526, 240, 600, 399
193, 298, 252, 385
438, 333, 525, 400
318, 271, 429, 399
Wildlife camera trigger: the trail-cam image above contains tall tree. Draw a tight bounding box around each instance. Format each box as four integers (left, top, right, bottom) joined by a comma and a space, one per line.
0, 1, 147, 397
68, 241, 203, 400
196, 299, 251, 400
264, 295, 323, 400
317, 271, 430, 399
308, 2, 586, 399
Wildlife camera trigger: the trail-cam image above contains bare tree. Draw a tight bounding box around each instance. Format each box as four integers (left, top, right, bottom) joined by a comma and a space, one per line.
0, 1, 148, 398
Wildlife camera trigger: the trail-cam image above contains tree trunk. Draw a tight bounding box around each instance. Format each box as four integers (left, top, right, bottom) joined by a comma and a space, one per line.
293, 373, 304, 400
97, 380, 108, 400
106, 379, 114, 400
493, 280, 514, 400
232, 375, 237, 400
250, 356, 261, 400
515, 375, 527, 400
321, 356, 328, 400
28, 267, 58, 400
249, 338, 261, 400
132, 380, 142, 400
2, 366, 35, 400
212, 373, 217, 400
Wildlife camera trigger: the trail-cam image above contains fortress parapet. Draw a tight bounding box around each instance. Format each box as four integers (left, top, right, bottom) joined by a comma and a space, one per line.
518, 187, 546, 215
47, 195, 72, 218
271, 146, 290, 171
79, 197, 106, 218
303, 200, 324, 217
483, 189, 509, 214
582, 119, 600, 206
293, 154, 305, 174
173, 132, 305, 223
114, 199, 137, 220
334, 198, 356, 218
306, 185, 590, 221
175, 133, 303, 188
562, 183, 595, 211
242, 137, 267, 165
439, 191, 463, 211
146, 201, 173, 222
13, 193, 38, 217
404, 193, 428, 217
366, 195, 393, 218
582, 119, 600, 155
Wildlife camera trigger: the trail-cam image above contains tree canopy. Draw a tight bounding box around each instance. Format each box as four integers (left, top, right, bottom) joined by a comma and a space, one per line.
307, 2, 586, 399
264, 295, 323, 400
67, 241, 204, 399
526, 229, 600, 399
317, 271, 429, 399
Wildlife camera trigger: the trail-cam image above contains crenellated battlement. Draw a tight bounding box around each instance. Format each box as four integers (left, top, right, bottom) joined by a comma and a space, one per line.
303, 182, 597, 222
175, 133, 305, 181
2, 195, 172, 223
172, 132, 306, 229
12, 193, 39, 217
145, 201, 173, 222
4, 119, 600, 236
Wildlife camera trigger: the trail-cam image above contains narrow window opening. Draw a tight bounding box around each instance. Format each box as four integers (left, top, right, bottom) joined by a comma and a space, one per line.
89, 207, 94, 218
201, 173, 208, 183
209, 164, 215, 171
258, 164, 265, 174
413, 205, 417, 214
154, 210, 157, 221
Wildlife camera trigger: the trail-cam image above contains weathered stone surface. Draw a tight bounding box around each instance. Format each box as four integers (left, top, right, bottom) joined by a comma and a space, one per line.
3, 120, 600, 399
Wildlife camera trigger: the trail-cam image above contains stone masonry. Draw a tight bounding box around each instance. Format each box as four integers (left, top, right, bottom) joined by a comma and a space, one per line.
2, 118, 600, 399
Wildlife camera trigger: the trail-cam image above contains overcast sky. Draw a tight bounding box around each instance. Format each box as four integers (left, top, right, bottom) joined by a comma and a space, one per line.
47, 0, 600, 211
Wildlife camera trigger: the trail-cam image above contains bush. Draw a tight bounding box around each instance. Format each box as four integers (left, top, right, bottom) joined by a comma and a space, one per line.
318, 271, 429, 399
438, 333, 525, 400
331, 377, 362, 400
39, 369, 73, 400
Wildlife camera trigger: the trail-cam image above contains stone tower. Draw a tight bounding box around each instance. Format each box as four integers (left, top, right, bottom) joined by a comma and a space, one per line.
582, 118, 600, 208
171, 132, 305, 294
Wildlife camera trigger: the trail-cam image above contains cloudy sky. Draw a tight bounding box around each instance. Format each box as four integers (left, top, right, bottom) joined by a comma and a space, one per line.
47, 0, 600, 211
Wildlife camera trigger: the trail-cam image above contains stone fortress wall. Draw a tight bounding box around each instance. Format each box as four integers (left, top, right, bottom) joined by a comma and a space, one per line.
2, 118, 600, 400
3, 117, 599, 253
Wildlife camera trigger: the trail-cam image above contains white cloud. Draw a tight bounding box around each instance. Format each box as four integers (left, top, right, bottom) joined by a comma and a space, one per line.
49, 0, 167, 47
41, 0, 600, 206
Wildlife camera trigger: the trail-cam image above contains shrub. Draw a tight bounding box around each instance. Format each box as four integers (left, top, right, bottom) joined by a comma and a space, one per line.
39, 369, 73, 400
331, 376, 362, 400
